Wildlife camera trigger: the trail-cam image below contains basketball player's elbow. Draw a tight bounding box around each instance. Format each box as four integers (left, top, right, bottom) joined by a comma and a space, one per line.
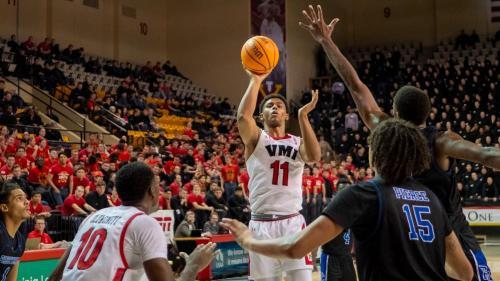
237, 112, 252, 125
310, 151, 321, 162
282, 240, 304, 259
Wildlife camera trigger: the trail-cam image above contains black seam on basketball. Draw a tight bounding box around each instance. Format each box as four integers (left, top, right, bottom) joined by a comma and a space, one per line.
245, 65, 264, 73
244, 45, 267, 70
255, 39, 271, 69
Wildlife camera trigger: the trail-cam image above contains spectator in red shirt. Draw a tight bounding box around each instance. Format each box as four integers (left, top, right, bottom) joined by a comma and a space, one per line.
73, 167, 91, 194
344, 155, 356, 172
29, 191, 51, 218
25, 137, 38, 161
28, 157, 50, 189
89, 171, 105, 192
187, 184, 213, 228
183, 178, 197, 194
183, 122, 196, 139
78, 144, 94, 162
163, 157, 181, 175
221, 158, 239, 200
158, 189, 172, 210
21, 36, 36, 54
312, 167, 326, 205
28, 216, 53, 245
4, 137, 18, 155
169, 174, 183, 196
35, 127, 47, 144
69, 149, 80, 166
28, 216, 66, 249
117, 143, 132, 163
365, 167, 375, 181
15, 146, 30, 173
62, 185, 95, 216
145, 152, 161, 168
238, 167, 249, 198
0, 155, 16, 181
44, 147, 59, 168
107, 186, 122, 207
36, 139, 50, 159
37, 37, 52, 58
47, 152, 74, 206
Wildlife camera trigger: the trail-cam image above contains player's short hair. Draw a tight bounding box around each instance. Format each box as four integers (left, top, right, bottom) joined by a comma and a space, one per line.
115, 162, 154, 205
368, 119, 430, 186
393, 86, 431, 126
259, 94, 289, 114
0, 182, 21, 205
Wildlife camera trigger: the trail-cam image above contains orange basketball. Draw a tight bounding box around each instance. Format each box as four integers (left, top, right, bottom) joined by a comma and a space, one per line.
241, 36, 279, 74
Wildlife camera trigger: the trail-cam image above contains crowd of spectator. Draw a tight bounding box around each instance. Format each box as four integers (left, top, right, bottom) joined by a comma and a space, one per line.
0, 118, 252, 239
306, 30, 499, 206
0, 30, 498, 246
0, 34, 235, 134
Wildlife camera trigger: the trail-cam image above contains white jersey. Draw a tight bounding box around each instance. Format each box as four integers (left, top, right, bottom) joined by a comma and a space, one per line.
62, 206, 168, 281
246, 130, 304, 214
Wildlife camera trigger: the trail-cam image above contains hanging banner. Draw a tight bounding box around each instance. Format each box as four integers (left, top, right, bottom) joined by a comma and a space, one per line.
251, 0, 286, 97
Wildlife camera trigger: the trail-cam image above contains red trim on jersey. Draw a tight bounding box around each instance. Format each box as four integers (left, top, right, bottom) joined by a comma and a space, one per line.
269, 134, 292, 140
113, 212, 144, 281
113, 268, 127, 281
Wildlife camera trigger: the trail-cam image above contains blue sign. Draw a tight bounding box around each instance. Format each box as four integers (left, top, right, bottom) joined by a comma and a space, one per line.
211, 241, 249, 278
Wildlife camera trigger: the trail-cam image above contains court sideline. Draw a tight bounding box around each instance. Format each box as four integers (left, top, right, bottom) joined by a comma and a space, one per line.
217, 244, 500, 280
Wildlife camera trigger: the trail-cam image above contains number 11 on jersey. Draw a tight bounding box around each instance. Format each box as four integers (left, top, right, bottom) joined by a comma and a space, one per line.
270, 160, 289, 186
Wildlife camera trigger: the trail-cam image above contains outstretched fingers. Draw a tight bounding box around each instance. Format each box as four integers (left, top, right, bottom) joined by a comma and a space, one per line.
308, 5, 318, 23
328, 18, 340, 29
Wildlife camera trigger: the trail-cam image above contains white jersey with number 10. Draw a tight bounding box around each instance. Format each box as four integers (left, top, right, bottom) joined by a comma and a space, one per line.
62, 206, 168, 281
246, 130, 304, 215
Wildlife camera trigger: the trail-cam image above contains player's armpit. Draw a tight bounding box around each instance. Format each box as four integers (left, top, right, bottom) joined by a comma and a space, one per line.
444, 232, 473, 281
437, 131, 500, 170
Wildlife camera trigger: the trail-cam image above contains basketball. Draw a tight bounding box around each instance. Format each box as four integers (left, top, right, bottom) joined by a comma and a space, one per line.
241, 36, 279, 74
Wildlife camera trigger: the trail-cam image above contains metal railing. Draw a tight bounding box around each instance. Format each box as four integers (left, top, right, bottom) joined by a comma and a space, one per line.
1, 49, 138, 141
1, 76, 115, 147
3, 123, 88, 147
2, 75, 84, 126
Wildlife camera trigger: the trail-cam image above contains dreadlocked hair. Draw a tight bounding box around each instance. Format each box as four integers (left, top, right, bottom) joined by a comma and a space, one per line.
368, 119, 430, 186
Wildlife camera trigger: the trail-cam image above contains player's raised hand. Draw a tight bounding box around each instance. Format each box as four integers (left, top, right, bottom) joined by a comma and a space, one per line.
298, 89, 319, 117
299, 5, 340, 43
180, 242, 219, 272
220, 218, 252, 248
244, 68, 271, 82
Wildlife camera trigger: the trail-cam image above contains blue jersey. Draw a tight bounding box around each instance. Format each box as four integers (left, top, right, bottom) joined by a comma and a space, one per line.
0, 219, 27, 281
